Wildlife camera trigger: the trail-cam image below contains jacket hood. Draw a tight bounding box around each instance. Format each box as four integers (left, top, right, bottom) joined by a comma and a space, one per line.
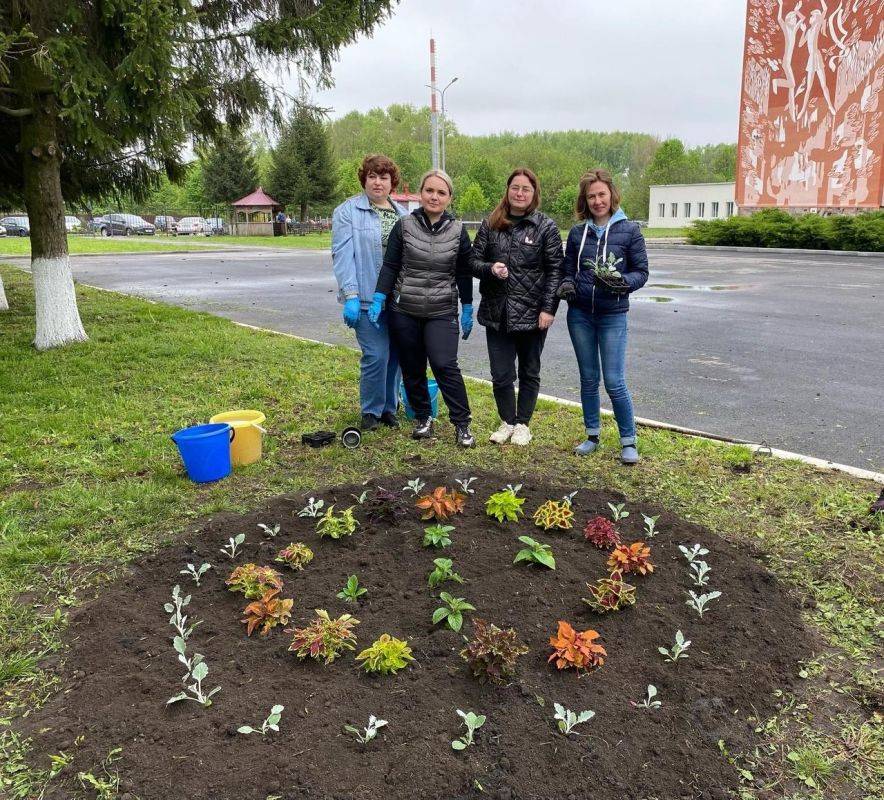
589, 207, 628, 236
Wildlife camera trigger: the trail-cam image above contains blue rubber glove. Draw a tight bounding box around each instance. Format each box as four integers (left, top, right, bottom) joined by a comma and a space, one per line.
460, 304, 473, 340
342, 296, 361, 328
368, 292, 386, 328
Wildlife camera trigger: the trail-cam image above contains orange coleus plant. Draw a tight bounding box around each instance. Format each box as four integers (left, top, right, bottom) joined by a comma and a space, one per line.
415, 487, 466, 521
607, 542, 654, 576
226, 563, 284, 599
548, 620, 606, 674
241, 588, 294, 637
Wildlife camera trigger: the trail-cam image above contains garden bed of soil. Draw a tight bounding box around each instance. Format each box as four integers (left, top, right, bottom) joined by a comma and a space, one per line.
22, 468, 814, 800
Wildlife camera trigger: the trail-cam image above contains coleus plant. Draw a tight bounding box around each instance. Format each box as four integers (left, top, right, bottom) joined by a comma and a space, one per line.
583, 516, 621, 549
416, 487, 466, 521
316, 505, 358, 539
532, 500, 575, 530
513, 536, 556, 569
360, 487, 410, 526
241, 588, 294, 637
485, 488, 525, 523
582, 570, 636, 613
607, 542, 654, 576
275, 542, 314, 570
459, 618, 529, 685
288, 609, 359, 664
548, 621, 606, 675
355, 634, 414, 674
225, 563, 283, 599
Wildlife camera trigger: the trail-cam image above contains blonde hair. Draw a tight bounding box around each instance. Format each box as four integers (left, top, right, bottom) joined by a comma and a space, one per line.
418, 169, 454, 195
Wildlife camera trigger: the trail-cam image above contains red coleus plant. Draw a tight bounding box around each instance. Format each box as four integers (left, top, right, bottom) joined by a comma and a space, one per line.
288, 609, 359, 665
548, 620, 606, 675
583, 516, 621, 549
583, 570, 637, 613
607, 542, 655, 576
241, 588, 294, 637
415, 487, 467, 521
460, 618, 529, 685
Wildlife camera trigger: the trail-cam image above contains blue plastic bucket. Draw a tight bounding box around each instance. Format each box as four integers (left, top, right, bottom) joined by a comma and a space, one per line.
171, 423, 234, 483
399, 378, 439, 420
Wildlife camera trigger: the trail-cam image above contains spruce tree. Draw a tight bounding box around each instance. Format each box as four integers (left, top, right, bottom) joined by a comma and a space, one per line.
202, 131, 259, 207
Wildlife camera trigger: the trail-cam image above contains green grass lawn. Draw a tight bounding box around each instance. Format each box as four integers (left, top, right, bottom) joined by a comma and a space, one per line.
0, 232, 332, 257
642, 227, 687, 238
0, 264, 881, 798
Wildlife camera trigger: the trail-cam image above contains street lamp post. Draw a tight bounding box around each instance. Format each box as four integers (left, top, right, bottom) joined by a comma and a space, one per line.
426, 77, 458, 174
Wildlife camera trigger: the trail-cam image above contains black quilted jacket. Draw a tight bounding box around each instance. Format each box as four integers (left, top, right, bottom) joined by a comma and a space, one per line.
470, 211, 564, 332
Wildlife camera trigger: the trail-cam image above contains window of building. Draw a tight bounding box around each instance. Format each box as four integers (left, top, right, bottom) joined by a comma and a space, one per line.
671, 202, 678, 217
684, 202, 691, 218
698, 202, 705, 217
726, 201, 734, 217
658, 203, 665, 218
711, 201, 719, 217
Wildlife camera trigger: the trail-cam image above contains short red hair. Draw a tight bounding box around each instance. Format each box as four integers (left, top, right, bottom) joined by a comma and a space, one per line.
358, 154, 401, 191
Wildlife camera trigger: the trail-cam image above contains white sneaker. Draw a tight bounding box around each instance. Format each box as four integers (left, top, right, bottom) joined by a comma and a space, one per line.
489, 422, 515, 444
510, 424, 533, 446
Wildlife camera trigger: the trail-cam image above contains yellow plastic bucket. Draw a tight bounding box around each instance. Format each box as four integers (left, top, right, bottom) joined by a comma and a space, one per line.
209, 410, 266, 466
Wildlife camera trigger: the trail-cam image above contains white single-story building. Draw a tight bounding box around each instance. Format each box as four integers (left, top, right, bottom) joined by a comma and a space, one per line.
648, 182, 737, 228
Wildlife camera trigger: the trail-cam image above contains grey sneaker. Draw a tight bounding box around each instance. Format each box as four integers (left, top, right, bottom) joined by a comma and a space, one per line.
412, 418, 434, 439
620, 444, 640, 465
455, 425, 476, 448
574, 436, 600, 456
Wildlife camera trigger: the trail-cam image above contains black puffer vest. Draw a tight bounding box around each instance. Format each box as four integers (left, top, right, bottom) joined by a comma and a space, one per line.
393, 213, 463, 318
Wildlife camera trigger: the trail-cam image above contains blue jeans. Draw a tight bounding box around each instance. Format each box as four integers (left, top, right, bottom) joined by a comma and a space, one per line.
353, 311, 400, 416
566, 307, 636, 445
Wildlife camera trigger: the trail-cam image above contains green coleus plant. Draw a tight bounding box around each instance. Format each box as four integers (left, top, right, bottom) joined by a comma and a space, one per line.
432, 592, 475, 632
316, 505, 358, 539
427, 557, 464, 588
355, 634, 415, 674
513, 536, 556, 569
225, 563, 283, 599
485, 489, 525, 523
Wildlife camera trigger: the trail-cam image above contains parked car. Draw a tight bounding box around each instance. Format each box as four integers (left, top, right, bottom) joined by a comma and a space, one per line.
65, 215, 83, 233
0, 215, 30, 236
205, 217, 226, 235
0, 224, 6, 237
176, 217, 211, 236
87, 215, 109, 233
154, 215, 177, 233
93, 213, 155, 236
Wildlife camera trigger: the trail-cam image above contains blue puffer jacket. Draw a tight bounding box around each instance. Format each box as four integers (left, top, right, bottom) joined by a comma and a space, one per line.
562, 210, 649, 315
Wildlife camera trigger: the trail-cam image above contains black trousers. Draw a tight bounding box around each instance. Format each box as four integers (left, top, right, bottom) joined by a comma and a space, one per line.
485, 326, 547, 425
388, 307, 471, 426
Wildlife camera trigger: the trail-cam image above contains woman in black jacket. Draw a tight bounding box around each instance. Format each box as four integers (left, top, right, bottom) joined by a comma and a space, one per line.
470, 168, 563, 446
371, 169, 476, 447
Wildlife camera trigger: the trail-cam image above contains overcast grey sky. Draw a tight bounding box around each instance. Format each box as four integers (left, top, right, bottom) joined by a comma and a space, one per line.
297, 0, 747, 145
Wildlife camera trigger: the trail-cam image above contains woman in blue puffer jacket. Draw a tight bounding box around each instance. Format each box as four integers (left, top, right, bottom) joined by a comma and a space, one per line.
558, 169, 648, 464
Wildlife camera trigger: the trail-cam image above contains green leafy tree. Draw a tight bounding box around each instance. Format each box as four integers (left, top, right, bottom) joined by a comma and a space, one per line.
267, 107, 336, 221
202, 130, 259, 206
336, 157, 364, 201
457, 182, 489, 218
0, 0, 396, 349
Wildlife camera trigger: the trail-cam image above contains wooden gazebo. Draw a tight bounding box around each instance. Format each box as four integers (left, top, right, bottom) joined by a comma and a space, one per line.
230, 187, 283, 236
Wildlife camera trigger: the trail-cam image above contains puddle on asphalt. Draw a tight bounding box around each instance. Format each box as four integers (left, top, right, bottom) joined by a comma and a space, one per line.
634, 295, 675, 303
647, 283, 743, 292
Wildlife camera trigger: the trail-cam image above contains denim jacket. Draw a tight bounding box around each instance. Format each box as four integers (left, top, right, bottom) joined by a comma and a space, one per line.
332, 193, 408, 307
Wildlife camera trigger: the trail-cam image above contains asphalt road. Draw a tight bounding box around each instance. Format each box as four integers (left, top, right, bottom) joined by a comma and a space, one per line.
15, 245, 882, 469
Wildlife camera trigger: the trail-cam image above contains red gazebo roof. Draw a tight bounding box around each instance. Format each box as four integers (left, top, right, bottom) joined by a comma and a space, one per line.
231, 186, 280, 207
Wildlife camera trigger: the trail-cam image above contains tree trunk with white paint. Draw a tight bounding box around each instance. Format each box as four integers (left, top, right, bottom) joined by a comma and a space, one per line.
0, 275, 8, 311
20, 70, 87, 350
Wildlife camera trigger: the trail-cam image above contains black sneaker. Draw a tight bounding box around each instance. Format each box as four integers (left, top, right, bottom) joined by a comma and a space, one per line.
412, 418, 434, 439
380, 411, 400, 429
360, 413, 380, 432
455, 425, 476, 448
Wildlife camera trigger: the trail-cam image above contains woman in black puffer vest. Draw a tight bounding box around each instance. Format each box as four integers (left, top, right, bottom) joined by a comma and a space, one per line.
372, 169, 476, 448
470, 168, 563, 446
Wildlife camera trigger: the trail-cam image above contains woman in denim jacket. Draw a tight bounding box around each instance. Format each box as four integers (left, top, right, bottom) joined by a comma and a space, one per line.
332, 154, 409, 431
559, 169, 649, 464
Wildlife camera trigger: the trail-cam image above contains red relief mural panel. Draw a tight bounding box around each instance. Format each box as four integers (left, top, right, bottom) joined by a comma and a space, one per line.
736, 0, 884, 208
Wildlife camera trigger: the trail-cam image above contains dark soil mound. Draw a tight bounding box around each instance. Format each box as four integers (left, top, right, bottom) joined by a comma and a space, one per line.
23, 469, 814, 800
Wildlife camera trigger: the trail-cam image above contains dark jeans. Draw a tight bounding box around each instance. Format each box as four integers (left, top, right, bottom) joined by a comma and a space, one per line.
485, 326, 547, 425
388, 307, 471, 426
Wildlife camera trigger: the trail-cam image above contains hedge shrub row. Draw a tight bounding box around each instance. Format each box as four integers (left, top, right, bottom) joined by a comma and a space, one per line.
685, 209, 883, 252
